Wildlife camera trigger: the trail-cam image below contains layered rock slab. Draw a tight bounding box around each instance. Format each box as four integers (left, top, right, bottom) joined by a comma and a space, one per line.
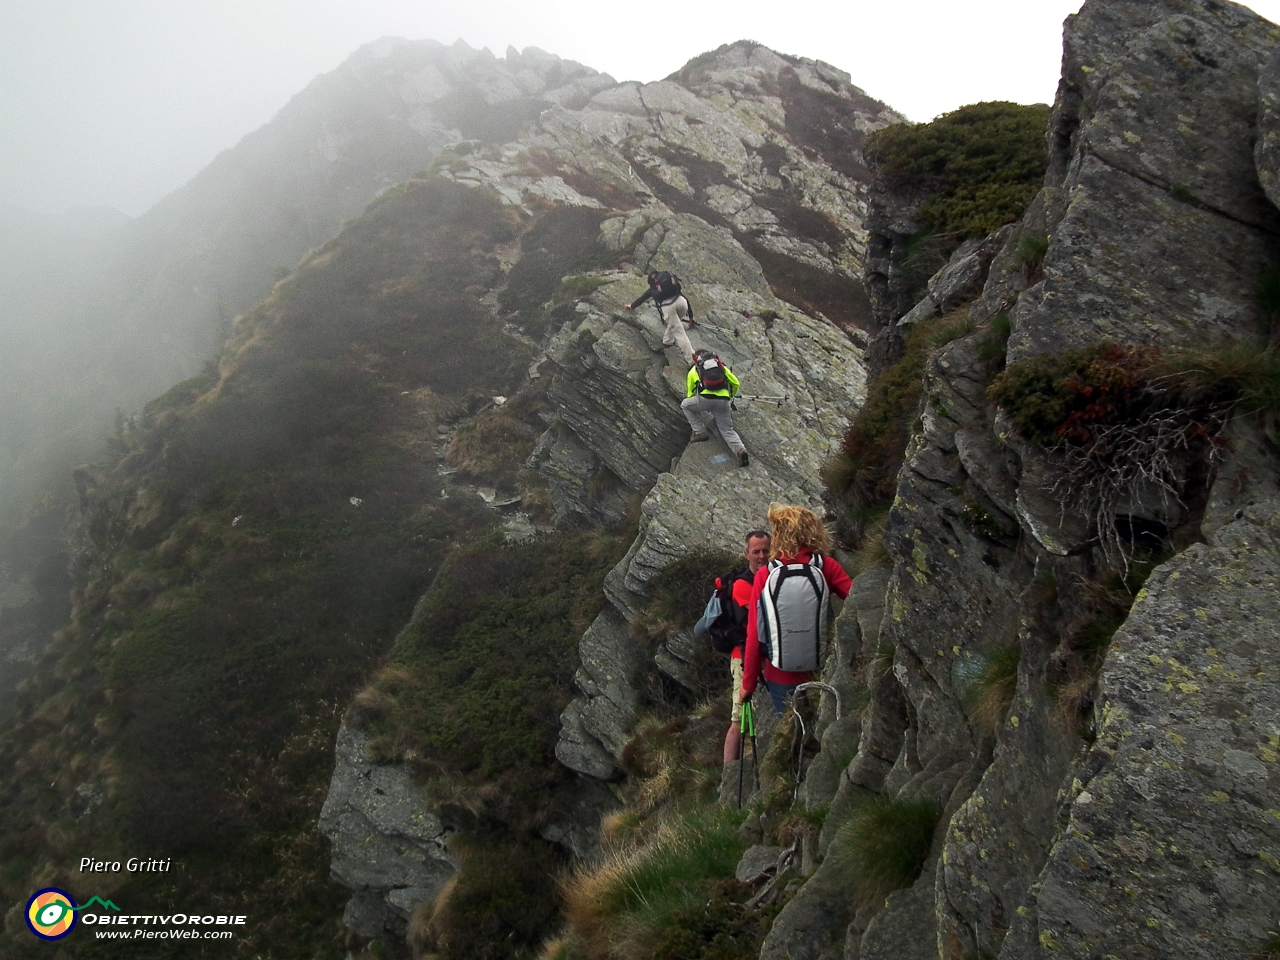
1001, 499, 1280, 959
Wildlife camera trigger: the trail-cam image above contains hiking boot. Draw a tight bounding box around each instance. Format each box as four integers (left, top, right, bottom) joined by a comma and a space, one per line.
738, 450, 750, 467
690, 433, 710, 443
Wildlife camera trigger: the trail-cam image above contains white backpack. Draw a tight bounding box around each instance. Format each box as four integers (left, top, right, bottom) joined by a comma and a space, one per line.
757, 555, 830, 672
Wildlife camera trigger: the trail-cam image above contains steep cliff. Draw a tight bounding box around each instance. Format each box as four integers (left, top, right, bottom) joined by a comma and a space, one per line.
750, 2, 1280, 959
0, 38, 614, 719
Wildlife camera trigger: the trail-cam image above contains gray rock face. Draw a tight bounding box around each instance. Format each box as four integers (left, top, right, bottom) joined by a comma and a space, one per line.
426, 42, 883, 782
318, 721, 457, 938
551, 226, 866, 777
1001, 499, 1280, 959
764, 3, 1280, 959
1011, 0, 1280, 361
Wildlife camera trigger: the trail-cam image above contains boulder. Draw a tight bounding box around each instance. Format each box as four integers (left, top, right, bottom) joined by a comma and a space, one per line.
318, 721, 457, 938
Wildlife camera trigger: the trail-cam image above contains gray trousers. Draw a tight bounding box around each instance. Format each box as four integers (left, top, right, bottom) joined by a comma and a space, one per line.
657, 296, 694, 362
682, 394, 746, 454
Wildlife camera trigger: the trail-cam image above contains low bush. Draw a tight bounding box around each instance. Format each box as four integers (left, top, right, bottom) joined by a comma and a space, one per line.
829, 794, 939, 905
361, 528, 628, 821
823, 311, 963, 514
865, 102, 1051, 238
414, 833, 567, 960
649, 878, 786, 960
988, 341, 1277, 560
633, 549, 741, 644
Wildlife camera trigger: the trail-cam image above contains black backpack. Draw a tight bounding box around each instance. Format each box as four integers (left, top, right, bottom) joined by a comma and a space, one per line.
694, 352, 729, 393
653, 271, 682, 301
707, 569, 752, 654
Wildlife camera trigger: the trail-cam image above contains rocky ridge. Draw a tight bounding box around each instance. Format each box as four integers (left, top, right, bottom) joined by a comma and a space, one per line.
318, 41, 893, 937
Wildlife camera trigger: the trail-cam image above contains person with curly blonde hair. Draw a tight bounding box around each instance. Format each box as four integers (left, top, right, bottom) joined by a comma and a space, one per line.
741, 504, 851, 713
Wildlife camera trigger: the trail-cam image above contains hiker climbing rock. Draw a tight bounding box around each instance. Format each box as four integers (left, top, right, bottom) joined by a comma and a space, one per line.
626, 270, 695, 362
741, 504, 851, 714
683, 349, 749, 467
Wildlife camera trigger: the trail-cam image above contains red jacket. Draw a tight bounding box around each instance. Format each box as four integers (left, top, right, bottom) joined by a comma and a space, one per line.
741, 548, 852, 696
730, 574, 754, 660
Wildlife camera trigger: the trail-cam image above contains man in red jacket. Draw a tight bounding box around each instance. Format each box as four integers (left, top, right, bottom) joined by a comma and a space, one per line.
742, 504, 852, 714
723, 529, 771, 762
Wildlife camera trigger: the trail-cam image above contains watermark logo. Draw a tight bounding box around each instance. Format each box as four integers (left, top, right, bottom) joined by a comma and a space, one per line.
25, 888, 77, 941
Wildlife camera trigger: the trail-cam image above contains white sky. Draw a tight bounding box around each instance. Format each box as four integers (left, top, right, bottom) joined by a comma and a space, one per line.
3, 0, 1279, 218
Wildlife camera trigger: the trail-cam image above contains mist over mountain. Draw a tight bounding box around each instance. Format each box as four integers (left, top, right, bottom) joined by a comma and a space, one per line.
0, 36, 611, 708
0, 37, 608, 512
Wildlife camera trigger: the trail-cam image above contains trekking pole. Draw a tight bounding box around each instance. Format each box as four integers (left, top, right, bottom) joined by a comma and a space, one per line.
735, 394, 788, 404
744, 698, 760, 793
736, 701, 746, 810
689, 319, 737, 337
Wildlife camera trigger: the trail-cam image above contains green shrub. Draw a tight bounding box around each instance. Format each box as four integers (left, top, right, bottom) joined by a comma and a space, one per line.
988, 341, 1280, 447
865, 102, 1051, 238
420, 834, 567, 960
823, 311, 963, 512
650, 878, 787, 960
362, 528, 627, 819
829, 794, 939, 904
961, 500, 1007, 540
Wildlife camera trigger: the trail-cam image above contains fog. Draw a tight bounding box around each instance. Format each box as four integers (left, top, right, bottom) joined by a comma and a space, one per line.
6, 0, 1101, 218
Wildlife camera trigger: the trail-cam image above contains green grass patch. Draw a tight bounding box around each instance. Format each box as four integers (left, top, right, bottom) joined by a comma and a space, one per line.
563, 806, 746, 958
828, 794, 939, 905
959, 644, 1022, 734
558, 274, 616, 299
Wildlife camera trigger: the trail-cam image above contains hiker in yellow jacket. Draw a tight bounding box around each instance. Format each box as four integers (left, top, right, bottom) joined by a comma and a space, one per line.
683, 350, 749, 467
